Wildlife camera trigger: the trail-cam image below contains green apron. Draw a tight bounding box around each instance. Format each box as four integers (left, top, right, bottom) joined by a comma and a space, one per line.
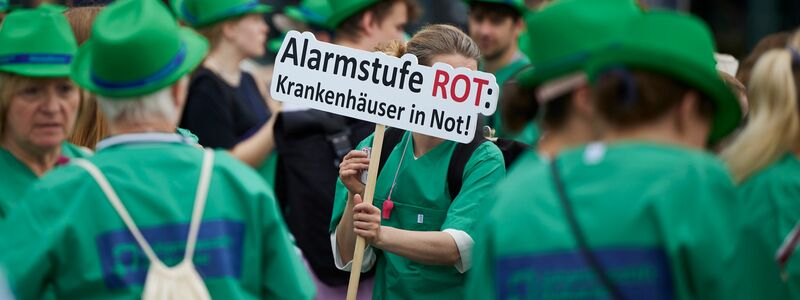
0, 142, 88, 219
466, 142, 741, 300
330, 131, 506, 299
0, 134, 314, 300
732, 153, 800, 299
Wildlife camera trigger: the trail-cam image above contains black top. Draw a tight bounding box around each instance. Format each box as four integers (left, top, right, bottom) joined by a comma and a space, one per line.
179, 67, 272, 149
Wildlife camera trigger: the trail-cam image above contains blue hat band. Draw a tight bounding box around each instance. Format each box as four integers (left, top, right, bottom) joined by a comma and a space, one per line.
183, 0, 261, 26
90, 42, 187, 90
0, 54, 72, 65
298, 6, 326, 25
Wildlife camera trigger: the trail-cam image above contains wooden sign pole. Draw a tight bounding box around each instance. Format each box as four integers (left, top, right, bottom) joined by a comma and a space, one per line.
345, 124, 386, 300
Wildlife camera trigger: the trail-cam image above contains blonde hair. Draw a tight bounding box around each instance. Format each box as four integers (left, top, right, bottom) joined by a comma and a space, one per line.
376, 24, 480, 66
721, 32, 800, 183
65, 6, 109, 149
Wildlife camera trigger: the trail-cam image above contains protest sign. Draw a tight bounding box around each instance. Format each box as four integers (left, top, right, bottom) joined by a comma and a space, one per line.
270, 31, 499, 143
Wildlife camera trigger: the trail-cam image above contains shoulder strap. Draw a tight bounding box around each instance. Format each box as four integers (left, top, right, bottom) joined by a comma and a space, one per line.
446, 136, 487, 201
378, 128, 405, 175
549, 159, 625, 300
72, 150, 215, 267
183, 150, 215, 262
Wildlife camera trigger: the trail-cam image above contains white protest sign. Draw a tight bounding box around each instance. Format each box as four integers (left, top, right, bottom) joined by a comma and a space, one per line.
270, 31, 499, 143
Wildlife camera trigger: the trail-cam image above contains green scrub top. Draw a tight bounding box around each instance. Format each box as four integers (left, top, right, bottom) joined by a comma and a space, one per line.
466, 142, 741, 300
0, 142, 88, 219
330, 131, 506, 300
732, 153, 800, 299
484, 53, 531, 140
0, 135, 314, 300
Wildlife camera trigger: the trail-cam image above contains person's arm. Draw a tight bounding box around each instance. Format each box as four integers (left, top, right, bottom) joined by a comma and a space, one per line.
334, 149, 369, 264
229, 111, 278, 168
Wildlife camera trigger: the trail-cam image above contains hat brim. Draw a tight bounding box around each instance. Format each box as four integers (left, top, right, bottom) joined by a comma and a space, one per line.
463, 0, 528, 14
587, 44, 741, 144
71, 27, 209, 98
0, 64, 72, 78
518, 53, 590, 88
172, 0, 272, 28
284, 6, 309, 24
327, 0, 378, 29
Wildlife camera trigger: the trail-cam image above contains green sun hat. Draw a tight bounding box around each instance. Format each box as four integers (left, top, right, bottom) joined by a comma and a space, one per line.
0, 8, 77, 77
463, 0, 528, 14
326, 0, 379, 29
71, 0, 208, 99
173, 0, 272, 28
586, 11, 741, 143
285, 0, 333, 29
517, 0, 642, 88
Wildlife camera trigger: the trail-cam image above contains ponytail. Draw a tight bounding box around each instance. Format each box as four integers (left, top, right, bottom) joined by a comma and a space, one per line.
721, 48, 800, 183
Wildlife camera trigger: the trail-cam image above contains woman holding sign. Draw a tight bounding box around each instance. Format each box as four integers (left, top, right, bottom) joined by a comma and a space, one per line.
174, 0, 281, 184
331, 24, 506, 300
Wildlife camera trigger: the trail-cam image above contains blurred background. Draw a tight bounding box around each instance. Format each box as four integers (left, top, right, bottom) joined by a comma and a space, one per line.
12, 0, 800, 60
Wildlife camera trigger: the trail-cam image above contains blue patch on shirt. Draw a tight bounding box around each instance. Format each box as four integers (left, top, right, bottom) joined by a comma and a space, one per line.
95, 219, 245, 289
495, 247, 672, 299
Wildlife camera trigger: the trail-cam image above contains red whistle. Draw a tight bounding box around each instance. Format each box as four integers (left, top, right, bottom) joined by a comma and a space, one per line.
382, 198, 394, 220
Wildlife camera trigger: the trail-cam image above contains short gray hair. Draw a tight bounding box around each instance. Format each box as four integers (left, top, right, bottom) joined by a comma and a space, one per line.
98, 87, 177, 125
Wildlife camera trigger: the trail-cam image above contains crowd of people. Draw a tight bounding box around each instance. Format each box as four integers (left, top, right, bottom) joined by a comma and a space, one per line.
0, 0, 799, 299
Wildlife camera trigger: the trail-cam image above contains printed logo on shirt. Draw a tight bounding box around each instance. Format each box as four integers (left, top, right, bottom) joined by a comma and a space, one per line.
96, 219, 245, 289
495, 247, 672, 300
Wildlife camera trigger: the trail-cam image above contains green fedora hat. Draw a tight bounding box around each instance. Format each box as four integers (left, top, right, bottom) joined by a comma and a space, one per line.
587, 11, 741, 143
0, 8, 77, 77
71, 0, 208, 99
326, 0, 380, 29
173, 0, 272, 28
0, 0, 8, 12
517, 0, 642, 88
463, 0, 527, 14
285, 0, 333, 29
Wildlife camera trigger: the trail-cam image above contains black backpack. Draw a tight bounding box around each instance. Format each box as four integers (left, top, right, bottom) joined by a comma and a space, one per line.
377, 128, 530, 200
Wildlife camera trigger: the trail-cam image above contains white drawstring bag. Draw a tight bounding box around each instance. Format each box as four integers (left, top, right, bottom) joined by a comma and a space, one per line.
73, 150, 215, 300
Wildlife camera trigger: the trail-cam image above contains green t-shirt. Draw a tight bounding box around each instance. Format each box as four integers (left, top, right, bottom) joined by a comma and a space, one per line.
330, 131, 506, 300
0, 142, 89, 219
0, 138, 314, 300
733, 153, 800, 299
466, 142, 741, 300
484, 53, 532, 140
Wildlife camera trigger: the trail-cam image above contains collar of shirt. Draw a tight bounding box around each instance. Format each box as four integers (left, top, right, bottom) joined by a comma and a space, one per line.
96, 132, 196, 151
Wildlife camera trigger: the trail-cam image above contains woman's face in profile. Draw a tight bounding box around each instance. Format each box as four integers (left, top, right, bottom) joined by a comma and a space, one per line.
428, 54, 478, 71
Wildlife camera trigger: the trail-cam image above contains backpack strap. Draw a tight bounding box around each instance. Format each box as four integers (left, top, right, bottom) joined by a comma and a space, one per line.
183, 150, 215, 262
378, 128, 405, 175
446, 135, 487, 201
72, 150, 215, 267
550, 158, 625, 300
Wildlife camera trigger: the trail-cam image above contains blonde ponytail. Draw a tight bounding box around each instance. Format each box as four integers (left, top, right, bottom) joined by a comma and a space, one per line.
721, 48, 800, 183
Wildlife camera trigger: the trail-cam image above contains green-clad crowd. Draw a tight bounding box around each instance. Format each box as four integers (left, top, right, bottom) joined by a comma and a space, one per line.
2, 0, 800, 299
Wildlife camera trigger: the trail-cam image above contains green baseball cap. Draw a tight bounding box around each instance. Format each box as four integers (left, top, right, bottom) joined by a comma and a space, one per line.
326, 0, 379, 29
586, 11, 741, 143
173, 0, 272, 28
71, 0, 208, 99
0, 8, 78, 77
285, 0, 333, 29
517, 0, 642, 87
464, 0, 527, 14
